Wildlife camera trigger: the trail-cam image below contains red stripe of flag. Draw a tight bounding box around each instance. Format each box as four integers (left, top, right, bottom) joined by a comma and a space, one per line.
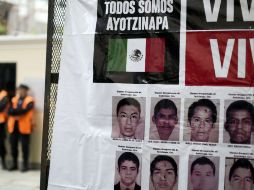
145, 38, 165, 72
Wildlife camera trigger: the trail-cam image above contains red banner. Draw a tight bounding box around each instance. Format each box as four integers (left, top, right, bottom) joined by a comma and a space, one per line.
186, 31, 254, 86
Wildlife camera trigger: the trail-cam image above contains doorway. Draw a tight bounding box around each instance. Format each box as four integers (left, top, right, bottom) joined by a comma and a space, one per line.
0, 63, 16, 98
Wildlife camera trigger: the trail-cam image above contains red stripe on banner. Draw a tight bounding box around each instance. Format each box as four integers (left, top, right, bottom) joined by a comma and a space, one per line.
145, 38, 165, 72
186, 31, 254, 87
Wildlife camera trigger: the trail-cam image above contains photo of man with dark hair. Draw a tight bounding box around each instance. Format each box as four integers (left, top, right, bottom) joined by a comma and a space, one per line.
114, 152, 141, 190
150, 99, 179, 141
186, 99, 218, 142
225, 158, 254, 190
188, 156, 218, 190
150, 155, 178, 190
112, 97, 145, 140
224, 100, 254, 144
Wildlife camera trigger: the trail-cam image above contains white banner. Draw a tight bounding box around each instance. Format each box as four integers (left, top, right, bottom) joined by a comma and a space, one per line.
47, 0, 254, 190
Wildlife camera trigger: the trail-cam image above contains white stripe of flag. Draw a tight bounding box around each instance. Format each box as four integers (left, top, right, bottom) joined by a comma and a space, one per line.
126, 38, 146, 72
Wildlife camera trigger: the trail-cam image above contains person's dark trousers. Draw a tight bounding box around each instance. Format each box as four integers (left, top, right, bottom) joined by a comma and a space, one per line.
9, 121, 30, 171
9, 122, 19, 170
0, 123, 6, 169
21, 134, 30, 171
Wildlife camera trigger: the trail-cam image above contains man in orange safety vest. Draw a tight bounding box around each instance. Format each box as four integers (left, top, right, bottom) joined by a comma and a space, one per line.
8, 84, 35, 172
0, 88, 8, 169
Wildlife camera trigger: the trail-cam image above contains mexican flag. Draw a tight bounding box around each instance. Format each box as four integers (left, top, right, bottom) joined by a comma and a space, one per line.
107, 38, 165, 72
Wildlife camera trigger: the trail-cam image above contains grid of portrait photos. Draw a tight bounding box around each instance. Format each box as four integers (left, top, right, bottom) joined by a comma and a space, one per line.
111, 96, 254, 189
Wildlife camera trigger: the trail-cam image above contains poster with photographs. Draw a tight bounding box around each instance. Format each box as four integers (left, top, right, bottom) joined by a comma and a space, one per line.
47, 0, 254, 190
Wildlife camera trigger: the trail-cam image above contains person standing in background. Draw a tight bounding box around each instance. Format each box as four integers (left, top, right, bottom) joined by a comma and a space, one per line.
0, 88, 8, 169
8, 84, 35, 172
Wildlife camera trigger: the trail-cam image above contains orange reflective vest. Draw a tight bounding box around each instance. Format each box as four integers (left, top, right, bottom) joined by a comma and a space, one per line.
0, 90, 8, 123
7, 96, 34, 134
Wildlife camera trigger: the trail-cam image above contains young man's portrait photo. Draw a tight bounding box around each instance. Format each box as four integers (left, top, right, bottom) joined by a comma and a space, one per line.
225, 158, 254, 190
150, 98, 180, 141
224, 100, 254, 144
114, 151, 141, 190
184, 99, 219, 143
188, 155, 219, 190
112, 97, 145, 140
150, 154, 178, 190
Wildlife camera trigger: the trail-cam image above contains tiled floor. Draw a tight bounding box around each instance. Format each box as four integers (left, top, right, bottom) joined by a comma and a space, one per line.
0, 169, 40, 190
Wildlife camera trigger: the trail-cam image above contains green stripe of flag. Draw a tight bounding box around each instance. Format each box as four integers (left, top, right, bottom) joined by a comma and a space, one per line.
107, 39, 127, 72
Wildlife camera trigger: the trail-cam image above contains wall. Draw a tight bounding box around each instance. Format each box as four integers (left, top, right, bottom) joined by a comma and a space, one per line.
0, 35, 46, 166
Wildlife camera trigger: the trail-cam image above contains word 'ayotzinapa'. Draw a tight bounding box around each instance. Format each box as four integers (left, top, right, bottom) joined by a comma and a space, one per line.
106, 16, 168, 31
